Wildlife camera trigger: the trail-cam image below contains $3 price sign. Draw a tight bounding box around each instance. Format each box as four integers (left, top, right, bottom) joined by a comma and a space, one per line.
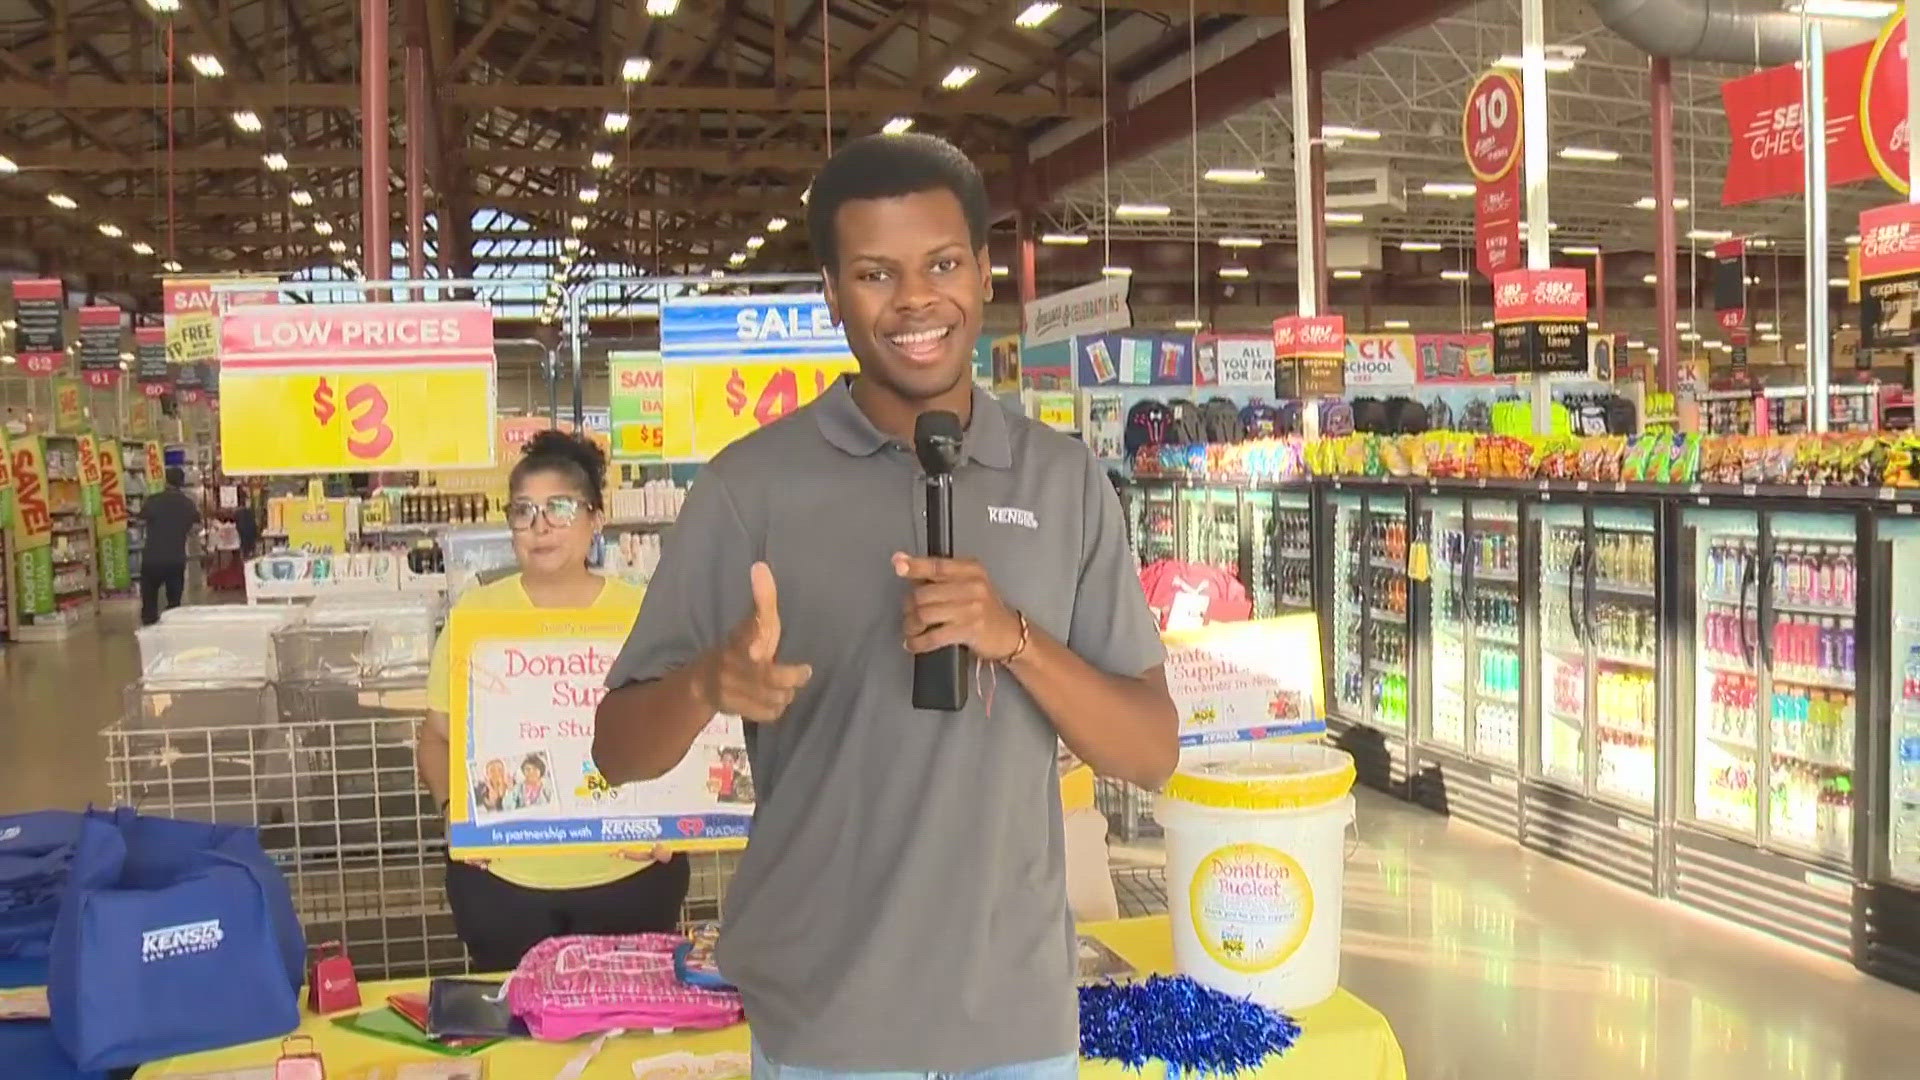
311, 376, 396, 461
221, 365, 495, 474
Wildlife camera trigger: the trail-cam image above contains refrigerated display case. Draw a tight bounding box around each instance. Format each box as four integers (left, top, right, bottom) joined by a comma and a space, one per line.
1860, 513, 1920, 990
1324, 485, 1414, 794
1179, 486, 1244, 576
1411, 494, 1523, 836
1520, 499, 1664, 893
1249, 489, 1315, 618
1129, 482, 1178, 564
1673, 505, 1861, 960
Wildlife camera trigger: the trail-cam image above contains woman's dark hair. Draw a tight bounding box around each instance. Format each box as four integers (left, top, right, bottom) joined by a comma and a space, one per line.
511, 428, 606, 512
521, 754, 547, 777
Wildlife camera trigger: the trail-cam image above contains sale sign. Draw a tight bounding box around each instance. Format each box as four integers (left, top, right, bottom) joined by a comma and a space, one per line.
144, 442, 165, 488
52, 379, 86, 434
8, 436, 54, 619
1492, 268, 1589, 375
608, 351, 665, 461
94, 439, 129, 595
1719, 38, 1876, 205
76, 434, 102, 519
659, 294, 858, 461
445, 608, 754, 860
1859, 201, 1920, 347
163, 279, 217, 364
218, 301, 497, 474
1272, 314, 1347, 397
77, 305, 122, 388
0, 426, 12, 529
11, 279, 66, 376
1464, 70, 1523, 278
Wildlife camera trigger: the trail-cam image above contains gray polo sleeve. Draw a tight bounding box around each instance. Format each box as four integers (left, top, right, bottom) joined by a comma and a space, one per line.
1066, 454, 1164, 676
606, 472, 755, 688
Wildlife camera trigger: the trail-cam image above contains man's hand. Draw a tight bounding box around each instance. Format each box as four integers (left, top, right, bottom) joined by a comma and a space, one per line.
698, 562, 813, 722
894, 553, 1024, 660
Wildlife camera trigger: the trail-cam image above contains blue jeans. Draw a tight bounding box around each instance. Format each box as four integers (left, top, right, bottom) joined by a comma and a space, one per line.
750, 1041, 1080, 1080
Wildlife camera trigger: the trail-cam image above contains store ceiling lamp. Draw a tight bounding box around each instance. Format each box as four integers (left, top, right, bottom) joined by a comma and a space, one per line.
1101, 265, 1133, 277
1493, 52, 1576, 73
1422, 181, 1476, 197
144, 0, 181, 10
1642, 273, 1658, 284
645, 0, 679, 15
1383, 319, 1411, 329
230, 109, 262, 132
1173, 318, 1205, 330
263, 151, 289, 171
767, 216, 789, 232
1845, 233, 1862, 245
0, 155, 15, 173
991, 264, 1010, 277
603, 110, 631, 133
729, 252, 748, 267
1786, 1, 1896, 18
579, 186, 601, 204
327, 239, 346, 254
1203, 167, 1266, 184
1114, 202, 1172, 218
621, 57, 653, 82
1441, 269, 1470, 282
570, 213, 589, 230
1323, 124, 1381, 141
131, 241, 153, 255
162, 259, 182, 272
1324, 211, 1364, 224
746, 235, 766, 250
1399, 240, 1443, 252
1218, 266, 1250, 279
1828, 276, 1849, 287
1333, 269, 1364, 280
882, 116, 914, 135
1632, 195, 1690, 209
942, 65, 979, 89
97, 222, 123, 237
290, 188, 313, 206
1015, 3, 1062, 28
313, 219, 334, 236
590, 150, 614, 170
1762, 331, 1784, 342
1040, 232, 1089, 245
47, 192, 76, 210
1559, 146, 1621, 162
1217, 236, 1263, 249
1687, 228, 1733, 241
1756, 321, 1777, 332
188, 53, 225, 77
564, 236, 582, 252
1750, 236, 1772, 248
1559, 244, 1601, 256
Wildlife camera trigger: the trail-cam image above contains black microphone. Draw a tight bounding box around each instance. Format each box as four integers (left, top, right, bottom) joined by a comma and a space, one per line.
912, 410, 969, 711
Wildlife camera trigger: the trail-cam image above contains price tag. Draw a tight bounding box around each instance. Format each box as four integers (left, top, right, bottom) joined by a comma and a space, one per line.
1576, 480, 1590, 492
1688, 483, 1703, 494
1612, 482, 1627, 493
1741, 483, 1758, 497
670, 360, 858, 461
1537, 480, 1551, 492
1475, 478, 1488, 488
1900, 503, 1915, 516
1806, 484, 1824, 498
1880, 486, 1898, 501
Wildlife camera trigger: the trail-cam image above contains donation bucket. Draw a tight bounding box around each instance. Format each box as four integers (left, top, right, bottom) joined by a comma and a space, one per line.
1156, 742, 1356, 1010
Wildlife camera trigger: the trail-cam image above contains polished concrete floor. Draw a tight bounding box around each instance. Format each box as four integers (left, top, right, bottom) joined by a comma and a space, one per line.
6, 610, 1920, 1078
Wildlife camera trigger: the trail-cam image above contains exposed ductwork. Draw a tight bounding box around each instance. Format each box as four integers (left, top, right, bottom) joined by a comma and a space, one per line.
1592, 0, 1881, 66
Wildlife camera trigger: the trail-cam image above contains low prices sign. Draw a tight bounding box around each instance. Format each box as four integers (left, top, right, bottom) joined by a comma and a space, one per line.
1464, 70, 1522, 277
11, 279, 66, 376
658, 294, 858, 460
7, 436, 55, 618
1272, 314, 1346, 397
1492, 268, 1589, 375
608, 351, 665, 461
1859, 201, 1920, 348
78, 305, 122, 388
218, 301, 498, 474
134, 326, 170, 398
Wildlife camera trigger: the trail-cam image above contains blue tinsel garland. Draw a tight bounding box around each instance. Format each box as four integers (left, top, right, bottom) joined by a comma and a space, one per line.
1079, 975, 1303, 1076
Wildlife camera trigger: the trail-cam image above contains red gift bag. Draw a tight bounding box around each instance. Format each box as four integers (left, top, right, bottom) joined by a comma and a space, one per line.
305, 942, 361, 1014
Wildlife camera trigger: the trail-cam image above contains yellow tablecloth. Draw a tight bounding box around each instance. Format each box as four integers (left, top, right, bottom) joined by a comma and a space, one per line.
136, 916, 1405, 1079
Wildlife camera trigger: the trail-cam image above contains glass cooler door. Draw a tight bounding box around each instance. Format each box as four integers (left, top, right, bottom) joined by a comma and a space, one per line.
1684, 507, 1763, 840
1364, 496, 1411, 734
1254, 491, 1315, 618
1179, 486, 1242, 575
1882, 518, 1920, 886
1468, 500, 1522, 766
1588, 507, 1660, 811
1759, 511, 1857, 862
1328, 491, 1367, 722
1425, 496, 1470, 753
1535, 503, 1588, 790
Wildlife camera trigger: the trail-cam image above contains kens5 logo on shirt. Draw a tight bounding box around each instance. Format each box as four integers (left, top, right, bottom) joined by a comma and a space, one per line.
141, 919, 225, 963
987, 506, 1039, 530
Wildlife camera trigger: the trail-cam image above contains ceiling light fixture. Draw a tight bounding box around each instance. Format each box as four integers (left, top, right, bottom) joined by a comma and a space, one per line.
162, 259, 182, 272
1218, 266, 1250, 279
47, 193, 76, 210
603, 111, 631, 133
1441, 269, 1471, 282
144, 0, 182, 11
230, 109, 262, 132
991, 265, 1010, 277
1323, 124, 1381, 141
1217, 236, 1264, 249
570, 213, 589, 230
579, 186, 601, 204
1332, 269, 1363, 280
327, 239, 346, 253
1101, 265, 1133, 277
590, 150, 614, 170
1688, 228, 1734, 242
1633, 195, 1691, 210
1560, 244, 1601, 256
0, 155, 15, 174
1383, 319, 1412, 329
644, 0, 679, 15
188, 53, 225, 78
131, 241, 153, 255
745, 235, 766, 250
1762, 331, 1784, 342
290, 189, 313, 206
1828, 276, 1850, 287
1114, 202, 1172, 218
942, 65, 979, 89
1558, 146, 1622, 162
1324, 211, 1364, 224
1642, 273, 1658, 284
882, 116, 914, 135
1422, 181, 1476, 197
564, 236, 582, 252
766, 216, 789, 233
1203, 167, 1266, 184
263, 151, 289, 171
98, 223, 123, 237
1039, 232, 1089, 245
1493, 54, 1576, 73
621, 57, 653, 82
1845, 233, 1862, 245
313, 219, 334, 236
1788, 1, 1896, 18
1173, 318, 1205, 330
1400, 240, 1443, 252
728, 252, 748, 267
1014, 2, 1062, 28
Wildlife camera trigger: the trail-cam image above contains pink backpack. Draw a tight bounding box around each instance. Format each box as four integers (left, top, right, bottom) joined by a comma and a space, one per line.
506, 934, 743, 1041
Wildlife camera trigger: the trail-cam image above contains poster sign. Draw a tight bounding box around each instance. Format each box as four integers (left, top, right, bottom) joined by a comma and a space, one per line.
445, 609, 753, 860
1343, 334, 1418, 388
1272, 314, 1346, 397
1023, 277, 1131, 348
1195, 335, 1274, 388
76, 434, 102, 518
1719, 39, 1875, 205
1413, 333, 1498, 383
163, 279, 217, 364
1028, 390, 1076, 430
989, 335, 1021, 394
0, 426, 12, 529
657, 294, 857, 461
608, 351, 664, 461
77, 305, 122, 389
286, 499, 350, 554
218, 301, 497, 473
1161, 616, 1327, 746
1463, 70, 1523, 277
1075, 333, 1192, 387
11, 279, 66, 376
1492, 269, 1589, 375
94, 440, 130, 594
7, 436, 54, 618
1859, 201, 1920, 348
53, 379, 87, 434
134, 325, 170, 397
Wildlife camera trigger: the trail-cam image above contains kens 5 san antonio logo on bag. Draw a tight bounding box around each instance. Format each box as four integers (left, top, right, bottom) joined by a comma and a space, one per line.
141, 919, 224, 963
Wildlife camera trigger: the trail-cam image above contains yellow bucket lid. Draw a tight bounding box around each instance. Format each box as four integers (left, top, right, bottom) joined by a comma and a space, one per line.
1162, 743, 1357, 811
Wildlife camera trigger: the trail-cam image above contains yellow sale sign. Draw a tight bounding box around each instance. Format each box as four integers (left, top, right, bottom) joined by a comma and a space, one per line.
660, 360, 856, 461
53, 379, 86, 434
217, 301, 497, 474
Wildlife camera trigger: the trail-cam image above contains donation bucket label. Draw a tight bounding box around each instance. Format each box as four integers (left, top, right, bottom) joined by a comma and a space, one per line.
1189, 842, 1313, 974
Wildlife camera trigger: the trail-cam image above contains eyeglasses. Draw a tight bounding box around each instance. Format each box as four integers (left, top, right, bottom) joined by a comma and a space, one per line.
506, 495, 585, 531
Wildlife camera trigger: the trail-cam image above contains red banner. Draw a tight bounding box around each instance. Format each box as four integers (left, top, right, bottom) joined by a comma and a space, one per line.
1493, 268, 1586, 322
1720, 39, 1876, 205
1464, 70, 1523, 278
1859, 201, 1920, 279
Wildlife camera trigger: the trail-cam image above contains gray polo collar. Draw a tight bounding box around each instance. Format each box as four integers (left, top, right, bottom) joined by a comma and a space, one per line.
814, 374, 1013, 470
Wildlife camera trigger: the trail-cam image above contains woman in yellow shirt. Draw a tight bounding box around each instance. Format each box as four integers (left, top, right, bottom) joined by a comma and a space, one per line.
417, 429, 689, 972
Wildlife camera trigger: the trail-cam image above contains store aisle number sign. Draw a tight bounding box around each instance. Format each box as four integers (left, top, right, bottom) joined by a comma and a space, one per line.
1464, 70, 1522, 279
10, 279, 66, 376
445, 608, 754, 859
658, 295, 857, 461
8, 437, 54, 617
218, 301, 498, 474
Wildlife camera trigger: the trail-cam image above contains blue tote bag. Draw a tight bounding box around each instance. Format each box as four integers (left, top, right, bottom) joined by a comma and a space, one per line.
0, 810, 85, 959
48, 810, 306, 1071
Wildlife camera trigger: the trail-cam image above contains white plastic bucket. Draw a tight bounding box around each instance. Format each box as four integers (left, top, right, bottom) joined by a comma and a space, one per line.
1155, 741, 1356, 1011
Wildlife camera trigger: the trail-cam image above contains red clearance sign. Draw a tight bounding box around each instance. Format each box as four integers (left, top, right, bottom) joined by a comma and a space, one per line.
1862, 7, 1910, 195
1464, 70, 1523, 278
1720, 38, 1876, 205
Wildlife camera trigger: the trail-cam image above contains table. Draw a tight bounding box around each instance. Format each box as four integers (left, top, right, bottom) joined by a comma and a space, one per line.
136, 917, 1405, 1079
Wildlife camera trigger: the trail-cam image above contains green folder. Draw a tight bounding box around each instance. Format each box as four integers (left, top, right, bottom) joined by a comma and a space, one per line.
331, 1006, 502, 1057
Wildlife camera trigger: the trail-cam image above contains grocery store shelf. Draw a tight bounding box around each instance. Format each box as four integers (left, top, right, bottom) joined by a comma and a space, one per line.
1369, 607, 1407, 624
1706, 730, 1759, 754
1770, 746, 1851, 771
1594, 650, 1657, 669
1767, 598, 1856, 618
1592, 579, 1657, 600
1767, 670, 1857, 693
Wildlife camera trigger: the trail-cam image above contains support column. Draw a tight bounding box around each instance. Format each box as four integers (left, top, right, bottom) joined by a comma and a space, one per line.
404, 2, 428, 286
1803, 20, 1830, 432
1305, 63, 1328, 310
1014, 146, 1039, 332
1520, 0, 1549, 270
1652, 58, 1679, 393
1594, 249, 1606, 330
1288, 0, 1317, 316
362, 0, 392, 283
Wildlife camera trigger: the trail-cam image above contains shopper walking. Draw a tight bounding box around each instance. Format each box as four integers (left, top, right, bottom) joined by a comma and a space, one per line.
138, 466, 199, 625
594, 134, 1177, 1079
416, 430, 687, 973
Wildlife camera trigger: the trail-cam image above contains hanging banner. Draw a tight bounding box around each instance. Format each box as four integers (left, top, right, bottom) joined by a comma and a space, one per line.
657, 294, 857, 461
1343, 334, 1418, 388
1463, 70, 1524, 278
75, 434, 102, 520
175, 360, 206, 403
1162, 615, 1327, 746
1194, 335, 1274, 389
1023, 277, 1132, 348
1719, 38, 1876, 205
163, 279, 218, 364
1713, 239, 1749, 373
125, 396, 157, 440
145, 441, 165, 486
7, 436, 55, 618
52, 379, 86, 434
1493, 269, 1589, 375
445, 608, 753, 860
608, 350, 665, 462
0, 426, 13, 529
77, 305, 122, 389
218, 301, 497, 474
1413, 333, 1499, 384
134, 325, 170, 397
1862, 6, 1910, 195
93, 437, 129, 594
1272, 314, 1346, 397
1859, 201, 1920, 348
11, 279, 66, 376
1075, 333, 1193, 387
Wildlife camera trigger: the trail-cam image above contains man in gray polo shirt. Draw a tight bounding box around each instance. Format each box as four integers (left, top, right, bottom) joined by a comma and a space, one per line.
595, 133, 1177, 1079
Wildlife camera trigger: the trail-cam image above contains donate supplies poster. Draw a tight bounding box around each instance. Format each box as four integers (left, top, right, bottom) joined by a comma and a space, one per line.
1162, 615, 1327, 746
445, 609, 752, 859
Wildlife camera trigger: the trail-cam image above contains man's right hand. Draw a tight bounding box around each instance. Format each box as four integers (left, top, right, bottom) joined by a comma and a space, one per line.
699, 562, 812, 722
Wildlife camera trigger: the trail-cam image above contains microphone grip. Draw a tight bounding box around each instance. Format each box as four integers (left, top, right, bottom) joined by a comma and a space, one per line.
912, 475, 970, 711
